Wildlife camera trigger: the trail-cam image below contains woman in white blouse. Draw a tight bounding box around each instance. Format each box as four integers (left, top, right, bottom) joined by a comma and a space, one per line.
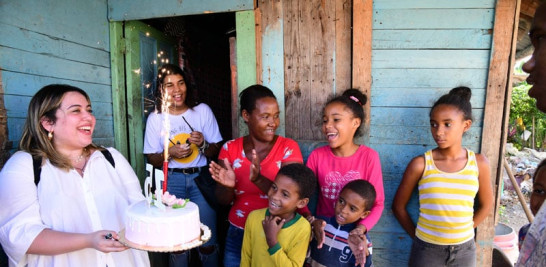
0, 84, 149, 267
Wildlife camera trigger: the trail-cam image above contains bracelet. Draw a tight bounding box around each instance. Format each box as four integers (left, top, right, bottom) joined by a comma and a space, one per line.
199, 140, 209, 154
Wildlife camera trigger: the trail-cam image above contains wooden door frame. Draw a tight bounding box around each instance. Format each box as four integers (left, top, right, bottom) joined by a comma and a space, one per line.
479, 0, 521, 265
109, 11, 257, 180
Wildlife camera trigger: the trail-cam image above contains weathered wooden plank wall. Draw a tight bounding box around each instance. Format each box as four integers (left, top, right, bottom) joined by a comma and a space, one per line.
0, 0, 512, 266
258, 1, 497, 265
257, 0, 286, 136
0, 0, 113, 150
370, 0, 495, 265
282, 0, 352, 141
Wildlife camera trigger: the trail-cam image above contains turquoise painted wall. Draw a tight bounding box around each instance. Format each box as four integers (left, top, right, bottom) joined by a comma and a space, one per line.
368, 0, 495, 264
0, 0, 114, 149
0, 0, 498, 266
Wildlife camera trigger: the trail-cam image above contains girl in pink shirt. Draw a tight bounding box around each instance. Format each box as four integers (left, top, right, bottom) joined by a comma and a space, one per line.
305, 89, 384, 266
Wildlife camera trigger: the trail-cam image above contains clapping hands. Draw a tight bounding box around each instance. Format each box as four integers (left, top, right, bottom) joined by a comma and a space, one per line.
209, 159, 236, 188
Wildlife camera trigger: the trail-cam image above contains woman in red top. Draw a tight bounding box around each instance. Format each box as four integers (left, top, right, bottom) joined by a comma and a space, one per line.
209, 84, 303, 267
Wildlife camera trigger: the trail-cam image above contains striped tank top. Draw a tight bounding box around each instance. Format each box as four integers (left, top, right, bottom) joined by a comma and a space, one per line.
415, 149, 479, 245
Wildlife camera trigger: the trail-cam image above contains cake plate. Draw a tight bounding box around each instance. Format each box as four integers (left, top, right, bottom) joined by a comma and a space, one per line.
118, 223, 211, 252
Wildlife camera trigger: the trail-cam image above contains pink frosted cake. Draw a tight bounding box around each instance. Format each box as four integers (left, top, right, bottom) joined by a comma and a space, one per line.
125, 199, 201, 247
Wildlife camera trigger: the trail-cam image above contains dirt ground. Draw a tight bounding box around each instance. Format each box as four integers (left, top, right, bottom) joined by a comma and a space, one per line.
498, 189, 531, 233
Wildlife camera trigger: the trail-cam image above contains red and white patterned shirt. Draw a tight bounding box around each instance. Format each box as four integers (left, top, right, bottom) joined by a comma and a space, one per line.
219, 136, 303, 228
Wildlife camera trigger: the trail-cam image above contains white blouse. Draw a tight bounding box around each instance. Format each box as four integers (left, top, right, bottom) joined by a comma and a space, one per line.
0, 148, 149, 267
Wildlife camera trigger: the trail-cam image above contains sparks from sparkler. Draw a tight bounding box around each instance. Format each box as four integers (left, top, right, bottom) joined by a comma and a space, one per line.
160, 67, 173, 193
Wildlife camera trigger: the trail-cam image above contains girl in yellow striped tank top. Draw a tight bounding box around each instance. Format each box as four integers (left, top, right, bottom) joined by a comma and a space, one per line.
392, 87, 494, 267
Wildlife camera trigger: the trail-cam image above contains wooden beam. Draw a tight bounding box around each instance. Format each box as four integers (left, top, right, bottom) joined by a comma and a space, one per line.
109, 22, 129, 158
259, 0, 285, 136
352, 0, 373, 143
335, 0, 352, 94
236, 11, 257, 136
479, 0, 520, 266
520, 0, 541, 17
255, 6, 263, 84
229, 37, 239, 139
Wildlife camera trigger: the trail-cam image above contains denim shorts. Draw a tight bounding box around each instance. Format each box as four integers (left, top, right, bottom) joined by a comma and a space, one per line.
409, 237, 476, 267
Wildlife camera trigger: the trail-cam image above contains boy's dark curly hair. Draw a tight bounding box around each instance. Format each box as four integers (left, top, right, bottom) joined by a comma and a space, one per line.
341, 180, 376, 211
277, 163, 317, 199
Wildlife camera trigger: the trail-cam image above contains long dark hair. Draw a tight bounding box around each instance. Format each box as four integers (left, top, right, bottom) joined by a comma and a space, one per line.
156, 64, 197, 112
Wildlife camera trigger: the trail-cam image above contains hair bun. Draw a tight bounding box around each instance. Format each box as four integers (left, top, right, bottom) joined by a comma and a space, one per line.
342, 88, 368, 106
448, 86, 472, 102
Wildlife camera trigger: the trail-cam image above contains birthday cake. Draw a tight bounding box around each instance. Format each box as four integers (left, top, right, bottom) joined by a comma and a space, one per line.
125, 194, 201, 247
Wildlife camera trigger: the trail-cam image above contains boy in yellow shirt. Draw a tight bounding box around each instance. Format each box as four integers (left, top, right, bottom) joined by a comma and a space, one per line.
241, 163, 316, 267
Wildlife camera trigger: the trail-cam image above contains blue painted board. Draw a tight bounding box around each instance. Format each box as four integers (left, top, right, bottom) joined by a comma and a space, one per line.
2, 71, 112, 102
372, 50, 491, 69
7, 118, 26, 146
93, 138, 115, 148
373, 9, 494, 30
0, 47, 111, 85
371, 107, 484, 127
92, 119, 115, 138
373, 29, 492, 49
0, 0, 109, 51
371, 68, 489, 88
0, 23, 110, 68
108, 0, 254, 21
261, 9, 285, 136
374, 0, 496, 9
371, 88, 486, 108
370, 126, 482, 147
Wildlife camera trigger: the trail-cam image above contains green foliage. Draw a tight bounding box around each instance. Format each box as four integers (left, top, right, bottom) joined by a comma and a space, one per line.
498, 205, 506, 217
514, 57, 530, 75
509, 82, 546, 149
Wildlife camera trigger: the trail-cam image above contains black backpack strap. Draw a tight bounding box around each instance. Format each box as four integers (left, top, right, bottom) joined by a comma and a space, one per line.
32, 155, 42, 186
33, 149, 115, 186
99, 148, 115, 168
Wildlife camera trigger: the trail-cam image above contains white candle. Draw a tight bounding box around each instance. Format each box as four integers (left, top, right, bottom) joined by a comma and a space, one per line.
154, 168, 166, 211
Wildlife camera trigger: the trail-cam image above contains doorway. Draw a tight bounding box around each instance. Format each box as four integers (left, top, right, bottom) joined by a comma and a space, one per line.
115, 12, 236, 180
142, 13, 235, 141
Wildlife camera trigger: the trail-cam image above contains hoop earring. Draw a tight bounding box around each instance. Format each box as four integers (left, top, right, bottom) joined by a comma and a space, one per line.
48, 131, 53, 141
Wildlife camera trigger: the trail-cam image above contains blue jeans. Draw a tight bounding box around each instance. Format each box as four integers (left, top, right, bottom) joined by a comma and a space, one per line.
409, 237, 476, 267
167, 169, 218, 267
223, 224, 244, 267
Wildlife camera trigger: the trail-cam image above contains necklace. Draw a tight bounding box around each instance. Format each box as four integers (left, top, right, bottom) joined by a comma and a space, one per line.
74, 154, 85, 163
74, 157, 88, 174
73, 149, 87, 163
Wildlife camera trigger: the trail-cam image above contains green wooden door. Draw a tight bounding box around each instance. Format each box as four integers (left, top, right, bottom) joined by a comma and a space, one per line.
124, 21, 176, 181
109, 13, 256, 183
